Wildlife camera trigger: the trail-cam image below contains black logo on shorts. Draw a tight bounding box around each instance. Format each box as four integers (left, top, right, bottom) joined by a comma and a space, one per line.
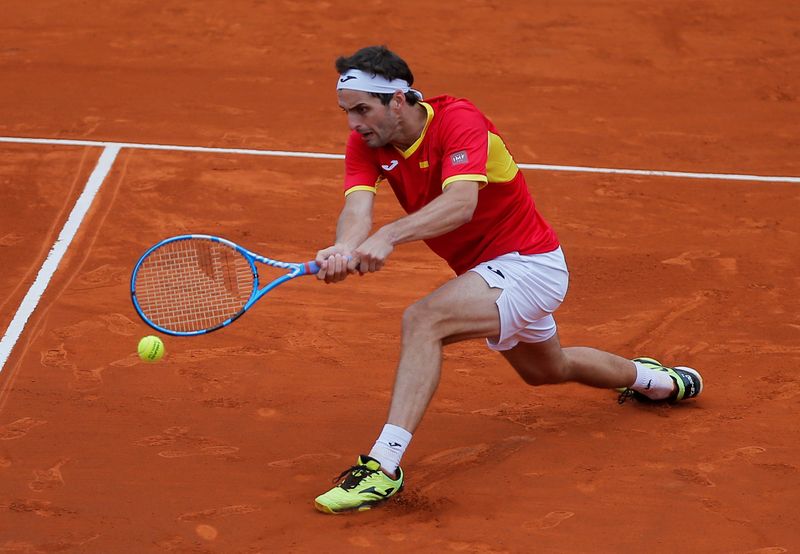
487, 266, 505, 279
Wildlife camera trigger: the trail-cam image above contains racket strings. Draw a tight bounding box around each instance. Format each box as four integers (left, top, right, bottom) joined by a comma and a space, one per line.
134, 239, 255, 332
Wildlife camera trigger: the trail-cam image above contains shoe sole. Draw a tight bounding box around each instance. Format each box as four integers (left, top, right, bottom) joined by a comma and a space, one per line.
314, 482, 404, 515
314, 499, 383, 515
672, 365, 703, 399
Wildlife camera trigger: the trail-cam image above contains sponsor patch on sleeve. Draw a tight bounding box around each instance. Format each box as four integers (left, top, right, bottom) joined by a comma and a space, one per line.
450, 150, 468, 166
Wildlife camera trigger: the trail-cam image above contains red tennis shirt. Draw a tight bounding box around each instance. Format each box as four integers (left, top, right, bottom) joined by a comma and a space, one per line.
343, 95, 559, 275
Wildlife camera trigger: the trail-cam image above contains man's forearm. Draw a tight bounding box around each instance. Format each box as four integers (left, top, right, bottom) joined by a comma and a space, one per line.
335, 206, 372, 250
379, 182, 477, 246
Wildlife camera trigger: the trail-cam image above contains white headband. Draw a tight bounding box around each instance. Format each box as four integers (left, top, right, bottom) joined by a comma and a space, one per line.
336, 69, 423, 100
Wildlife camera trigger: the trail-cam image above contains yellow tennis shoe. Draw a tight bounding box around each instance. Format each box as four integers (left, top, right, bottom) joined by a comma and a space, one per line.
617, 357, 704, 404
314, 455, 403, 514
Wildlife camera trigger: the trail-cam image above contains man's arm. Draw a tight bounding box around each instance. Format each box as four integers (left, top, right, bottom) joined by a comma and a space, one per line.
316, 190, 375, 282
352, 180, 479, 274
334, 190, 374, 249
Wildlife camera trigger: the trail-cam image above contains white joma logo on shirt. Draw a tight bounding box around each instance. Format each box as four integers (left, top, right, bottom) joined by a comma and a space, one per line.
381, 160, 399, 171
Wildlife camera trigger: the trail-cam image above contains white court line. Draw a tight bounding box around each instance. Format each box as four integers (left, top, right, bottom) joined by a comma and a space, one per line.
0, 136, 343, 160
0, 145, 121, 372
1, 135, 799, 183
516, 163, 800, 183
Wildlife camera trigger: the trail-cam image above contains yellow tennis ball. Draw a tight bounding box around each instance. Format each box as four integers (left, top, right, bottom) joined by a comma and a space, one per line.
138, 335, 165, 362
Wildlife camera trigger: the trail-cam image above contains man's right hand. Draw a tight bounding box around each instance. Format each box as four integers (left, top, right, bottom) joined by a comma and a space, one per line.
315, 245, 356, 283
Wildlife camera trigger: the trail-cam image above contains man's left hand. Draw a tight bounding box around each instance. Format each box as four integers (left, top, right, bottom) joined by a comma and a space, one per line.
351, 228, 394, 274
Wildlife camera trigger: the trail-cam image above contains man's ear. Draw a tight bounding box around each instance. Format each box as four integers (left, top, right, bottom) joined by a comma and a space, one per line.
393, 90, 405, 110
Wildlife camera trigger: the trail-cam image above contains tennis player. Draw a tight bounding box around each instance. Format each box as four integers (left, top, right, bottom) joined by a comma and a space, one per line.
313, 46, 703, 514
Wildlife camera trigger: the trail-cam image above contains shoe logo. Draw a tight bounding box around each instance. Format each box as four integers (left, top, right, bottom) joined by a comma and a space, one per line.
645, 379, 652, 390
359, 486, 395, 498
339, 75, 357, 83
487, 266, 505, 279
381, 160, 399, 171
388, 441, 402, 448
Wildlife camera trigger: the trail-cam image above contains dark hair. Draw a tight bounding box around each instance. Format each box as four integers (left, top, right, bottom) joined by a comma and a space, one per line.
335, 45, 419, 105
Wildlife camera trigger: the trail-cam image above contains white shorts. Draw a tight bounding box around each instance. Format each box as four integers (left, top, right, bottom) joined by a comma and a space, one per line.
469, 247, 569, 351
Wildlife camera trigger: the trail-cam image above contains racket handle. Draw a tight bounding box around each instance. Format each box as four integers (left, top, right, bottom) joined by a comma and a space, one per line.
303, 256, 352, 275
304, 261, 321, 274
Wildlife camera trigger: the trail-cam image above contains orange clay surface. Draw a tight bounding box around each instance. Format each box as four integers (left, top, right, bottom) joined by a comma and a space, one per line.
1, 1, 799, 552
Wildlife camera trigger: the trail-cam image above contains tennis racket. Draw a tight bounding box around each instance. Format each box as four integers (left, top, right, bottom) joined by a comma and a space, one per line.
131, 234, 319, 336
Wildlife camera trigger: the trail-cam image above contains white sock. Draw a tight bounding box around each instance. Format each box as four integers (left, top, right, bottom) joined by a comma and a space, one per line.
368, 424, 412, 475
630, 361, 675, 400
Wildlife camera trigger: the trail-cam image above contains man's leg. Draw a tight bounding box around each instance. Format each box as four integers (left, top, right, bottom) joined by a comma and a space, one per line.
500, 334, 702, 403
500, 333, 636, 389
314, 272, 502, 514
385, 271, 503, 432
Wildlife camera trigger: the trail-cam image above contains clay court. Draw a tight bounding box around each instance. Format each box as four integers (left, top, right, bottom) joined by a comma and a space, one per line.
1, 1, 799, 552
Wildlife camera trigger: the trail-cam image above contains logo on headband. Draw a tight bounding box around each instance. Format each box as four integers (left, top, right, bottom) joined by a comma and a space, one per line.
339, 75, 357, 83
450, 150, 469, 166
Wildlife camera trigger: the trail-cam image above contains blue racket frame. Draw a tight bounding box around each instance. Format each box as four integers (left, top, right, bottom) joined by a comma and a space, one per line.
131, 234, 319, 336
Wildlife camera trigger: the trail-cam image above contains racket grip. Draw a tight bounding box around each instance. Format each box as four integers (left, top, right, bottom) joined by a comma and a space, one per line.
304, 256, 352, 275
304, 261, 321, 274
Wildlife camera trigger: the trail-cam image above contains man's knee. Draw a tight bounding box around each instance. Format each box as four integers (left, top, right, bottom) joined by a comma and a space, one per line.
503, 348, 570, 386
517, 365, 567, 386
521, 371, 566, 387
401, 299, 437, 337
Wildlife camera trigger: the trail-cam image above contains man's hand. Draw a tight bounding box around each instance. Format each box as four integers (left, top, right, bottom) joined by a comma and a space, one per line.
315, 190, 375, 284
351, 228, 394, 274
315, 245, 356, 283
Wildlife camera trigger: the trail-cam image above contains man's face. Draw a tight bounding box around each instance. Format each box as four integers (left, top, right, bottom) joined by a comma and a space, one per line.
337, 89, 399, 148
